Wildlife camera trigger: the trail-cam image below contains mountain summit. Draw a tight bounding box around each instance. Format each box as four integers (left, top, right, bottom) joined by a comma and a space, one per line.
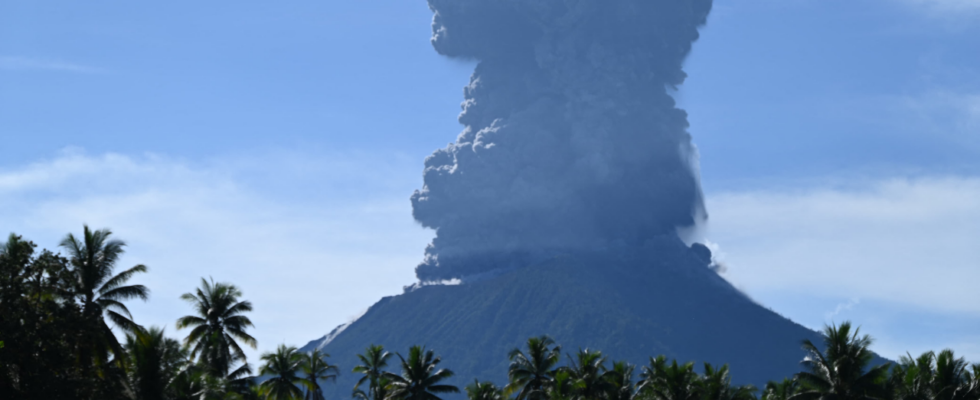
301, 235, 824, 396
303, 0, 832, 395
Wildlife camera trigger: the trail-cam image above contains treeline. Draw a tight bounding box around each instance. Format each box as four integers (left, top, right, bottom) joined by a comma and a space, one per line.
1, 227, 978, 400
337, 328, 980, 400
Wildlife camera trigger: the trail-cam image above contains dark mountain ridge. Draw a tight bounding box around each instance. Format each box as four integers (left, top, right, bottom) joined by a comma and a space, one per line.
301, 235, 837, 397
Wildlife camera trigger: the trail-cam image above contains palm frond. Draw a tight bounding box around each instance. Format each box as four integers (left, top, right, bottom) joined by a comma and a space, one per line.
227, 327, 258, 349
175, 315, 206, 329
97, 298, 134, 319
106, 309, 143, 334
100, 283, 150, 301
99, 264, 148, 294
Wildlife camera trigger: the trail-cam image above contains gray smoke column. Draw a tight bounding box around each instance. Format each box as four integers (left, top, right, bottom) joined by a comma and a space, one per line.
412, 0, 713, 281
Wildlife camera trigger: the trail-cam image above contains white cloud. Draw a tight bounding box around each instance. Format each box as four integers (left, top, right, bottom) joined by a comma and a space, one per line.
0, 150, 432, 362
6, 151, 978, 362
0, 56, 102, 73
705, 176, 980, 316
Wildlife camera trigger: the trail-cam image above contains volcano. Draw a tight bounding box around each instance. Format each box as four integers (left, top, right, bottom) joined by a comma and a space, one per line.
302, 0, 836, 395
300, 237, 825, 395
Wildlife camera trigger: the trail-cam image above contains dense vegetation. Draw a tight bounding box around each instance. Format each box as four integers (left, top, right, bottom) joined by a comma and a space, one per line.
1, 228, 978, 400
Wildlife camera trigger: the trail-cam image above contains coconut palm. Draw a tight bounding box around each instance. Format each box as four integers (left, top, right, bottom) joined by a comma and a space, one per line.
699, 363, 756, 400
354, 376, 392, 400
762, 379, 800, 400
566, 348, 615, 400
891, 352, 938, 400
170, 364, 205, 400
893, 350, 974, 400
506, 335, 563, 400
176, 370, 261, 400
259, 344, 305, 400
176, 277, 257, 379
383, 345, 460, 400
963, 365, 980, 400
605, 361, 636, 400
60, 225, 149, 364
550, 370, 584, 400
353, 344, 392, 400
196, 373, 246, 400
299, 348, 339, 400
932, 350, 970, 400
636, 356, 700, 400
125, 326, 188, 400
467, 380, 505, 400
790, 321, 891, 400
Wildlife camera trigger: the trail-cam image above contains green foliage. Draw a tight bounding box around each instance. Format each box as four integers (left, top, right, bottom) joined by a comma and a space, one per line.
259, 344, 306, 400
890, 350, 976, 400
384, 345, 461, 400
791, 322, 891, 400
60, 225, 150, 363
0, 233, 129, 399
299, 348, 339, 400
506, 335, 563, 400
355, 376, 393, 400
354, 344, 393, 400
637, 356, 700, 400
762, 379, 799, 400
605, 361, 637, 400
125, 326, 188, 400
549, 369, 584, 400
194, 373, 249, 400
177, 277, 257, 379
698, 363, 756, 400
466, 380, 505, 400
563, 348, 616, 400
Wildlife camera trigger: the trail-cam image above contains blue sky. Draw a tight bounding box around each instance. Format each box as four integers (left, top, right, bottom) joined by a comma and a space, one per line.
2, 0, 978, 366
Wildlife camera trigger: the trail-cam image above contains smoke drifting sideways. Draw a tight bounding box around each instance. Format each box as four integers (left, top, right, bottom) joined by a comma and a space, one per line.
411, 0, 714, 282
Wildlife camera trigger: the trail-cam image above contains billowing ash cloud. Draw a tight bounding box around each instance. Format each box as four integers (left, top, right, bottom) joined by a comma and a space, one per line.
412, 0, 713, 281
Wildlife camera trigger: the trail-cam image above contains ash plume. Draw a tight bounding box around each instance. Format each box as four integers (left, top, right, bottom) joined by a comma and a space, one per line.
412, 0, 714, 281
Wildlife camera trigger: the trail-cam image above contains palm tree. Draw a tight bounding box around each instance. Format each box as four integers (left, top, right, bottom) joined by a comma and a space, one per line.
195, 373, 246, 400
762, 379, 800, 400
549, 370, 583, 400
60, 225, 149, 364
892, 351, 938, 400
299, 348, 339, 400
354, 376, 392, 400
467, 380, 505, 400
353, 344, 392, 400
125, 326, 188, 400
892, 350, 973, 400
962, 365, 980, 400
506, 335, 563, 400
790, 321, 891, 400
699, 363, 756, 400
383, 345, 460, 400
636, 356, 700, 400
176, 277, 257, 379
931, 350, 970, 400
888, 351, 936, 400
259, 344, 305, 400
566, 348, 615, 400
605, 361, 636, 400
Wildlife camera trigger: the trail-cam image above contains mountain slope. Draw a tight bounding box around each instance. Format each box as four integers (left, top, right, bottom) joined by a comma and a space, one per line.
301, 236, 825, 397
